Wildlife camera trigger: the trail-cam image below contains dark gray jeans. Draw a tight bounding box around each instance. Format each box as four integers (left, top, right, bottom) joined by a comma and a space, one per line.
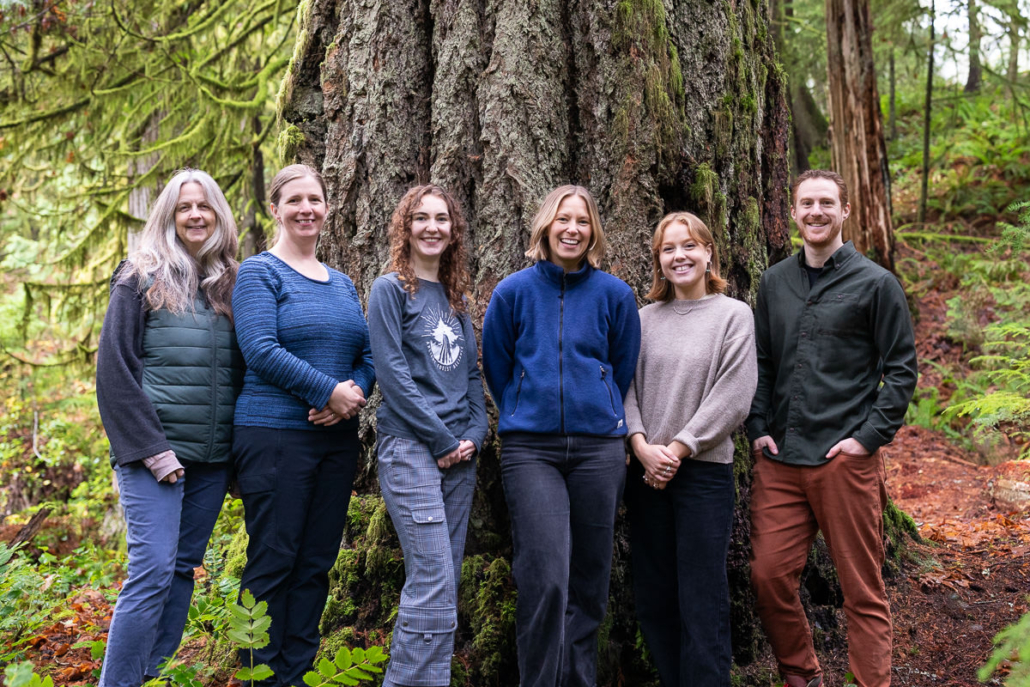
500, 432, 627, 687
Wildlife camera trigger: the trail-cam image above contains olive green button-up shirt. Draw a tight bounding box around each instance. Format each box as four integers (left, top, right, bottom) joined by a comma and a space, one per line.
745, 241, 918, 466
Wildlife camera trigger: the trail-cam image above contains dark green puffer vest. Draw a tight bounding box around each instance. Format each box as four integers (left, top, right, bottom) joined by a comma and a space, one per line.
142, 294, 245, 464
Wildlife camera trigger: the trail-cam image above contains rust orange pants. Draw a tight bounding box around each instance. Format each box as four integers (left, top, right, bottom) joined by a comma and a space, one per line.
749, 449, 892, 687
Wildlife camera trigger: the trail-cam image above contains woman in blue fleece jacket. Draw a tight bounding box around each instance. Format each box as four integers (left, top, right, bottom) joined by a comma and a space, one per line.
482, 185, 641, 687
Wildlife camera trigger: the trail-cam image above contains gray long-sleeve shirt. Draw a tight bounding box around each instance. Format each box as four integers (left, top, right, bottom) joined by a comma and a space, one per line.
367, 273, 488, 459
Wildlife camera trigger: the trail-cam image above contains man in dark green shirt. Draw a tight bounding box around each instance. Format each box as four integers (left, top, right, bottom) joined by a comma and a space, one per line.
746, 170, 917, 687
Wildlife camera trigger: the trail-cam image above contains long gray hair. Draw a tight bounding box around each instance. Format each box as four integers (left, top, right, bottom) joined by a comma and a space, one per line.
125, 169, 239, 319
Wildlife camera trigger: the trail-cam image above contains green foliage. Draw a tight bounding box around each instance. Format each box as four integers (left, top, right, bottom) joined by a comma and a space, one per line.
2, 662, 54, 687
0, 0, 299, 364
996, 201, 1030, 254
0, 541, 117, 664
891, 88, 1030, 222
945, 322, 1030, 458
231, 589, 275, 684
981, 608, 1030, 684
300, 647, 387, 687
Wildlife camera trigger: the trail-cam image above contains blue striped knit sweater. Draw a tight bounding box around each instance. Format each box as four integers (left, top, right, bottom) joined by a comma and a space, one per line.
232, 252, 375, 431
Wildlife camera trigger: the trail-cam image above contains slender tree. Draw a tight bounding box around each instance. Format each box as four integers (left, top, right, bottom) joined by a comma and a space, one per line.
1009, 14, 1022, 82
889, 46, 898, 139
825, 0, 896, 270
919, 0, 935, 225
965, 0, 982, 92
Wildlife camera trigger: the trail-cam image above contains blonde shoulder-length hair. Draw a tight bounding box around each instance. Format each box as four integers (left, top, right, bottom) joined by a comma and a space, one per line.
525, 185, 607, 269
645, 212, 727, 301
125, 169, 239, 319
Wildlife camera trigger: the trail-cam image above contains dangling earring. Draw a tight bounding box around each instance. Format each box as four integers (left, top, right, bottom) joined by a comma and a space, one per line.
659, 275, 666, 280
706, 262, 712, 274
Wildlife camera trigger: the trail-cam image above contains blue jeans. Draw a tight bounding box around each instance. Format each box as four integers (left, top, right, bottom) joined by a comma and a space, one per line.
100, 460, 230, 687
377, 434, 476, 687
500, 432, 626, 687
235, 426, 359, 687
625, 458, 735, 687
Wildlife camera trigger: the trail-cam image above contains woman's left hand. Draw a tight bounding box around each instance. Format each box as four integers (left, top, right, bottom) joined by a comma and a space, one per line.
457, 440, 476, 462
309, 380, 365, 425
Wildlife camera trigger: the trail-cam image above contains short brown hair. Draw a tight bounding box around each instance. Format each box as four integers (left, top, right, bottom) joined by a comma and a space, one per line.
269, 164, 327, 246
525, 185, 606, 269
791, 169, 849, 207
645, 212, 727, 301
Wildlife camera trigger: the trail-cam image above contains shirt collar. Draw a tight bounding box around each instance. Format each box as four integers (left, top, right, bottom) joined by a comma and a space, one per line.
796, 240, 857, 271
534, 259, 594, 285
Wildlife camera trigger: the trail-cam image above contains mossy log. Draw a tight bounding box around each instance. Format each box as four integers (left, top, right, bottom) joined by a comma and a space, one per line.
270, 0, 916, 683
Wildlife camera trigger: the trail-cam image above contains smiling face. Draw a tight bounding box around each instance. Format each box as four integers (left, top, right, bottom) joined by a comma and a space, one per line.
271, 175, 326, 246
174, 182, 216, 258
659, 221, 713, 300
791, 177, 850, 252
409, 194, 452, 272
547, 194, 593, 272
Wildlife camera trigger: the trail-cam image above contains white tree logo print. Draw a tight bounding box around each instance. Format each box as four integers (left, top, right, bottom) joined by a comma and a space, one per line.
422, 306, 463, 372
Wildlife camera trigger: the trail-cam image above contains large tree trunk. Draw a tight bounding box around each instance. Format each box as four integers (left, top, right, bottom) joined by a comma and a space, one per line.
272, 0, 916, 683
825, 0, 895, 271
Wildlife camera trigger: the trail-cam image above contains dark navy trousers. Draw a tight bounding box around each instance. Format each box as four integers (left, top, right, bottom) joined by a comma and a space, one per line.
625, 458, 735, 687
500, 432, 626, 687
234, 426, 359, 687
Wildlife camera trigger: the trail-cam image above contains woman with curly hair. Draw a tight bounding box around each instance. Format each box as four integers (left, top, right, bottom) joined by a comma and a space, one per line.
367, 185, 488, 687
96, 169, 243, 685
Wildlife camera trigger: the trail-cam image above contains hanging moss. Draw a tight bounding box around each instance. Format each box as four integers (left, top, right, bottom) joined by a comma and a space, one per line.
277, 123, 307, 165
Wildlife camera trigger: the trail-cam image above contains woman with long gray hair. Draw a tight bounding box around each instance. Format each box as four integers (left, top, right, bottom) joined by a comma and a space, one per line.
96, 169, 245, 685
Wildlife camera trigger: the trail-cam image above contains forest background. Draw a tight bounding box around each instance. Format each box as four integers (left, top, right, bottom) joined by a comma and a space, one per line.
1, 0, 1030, 684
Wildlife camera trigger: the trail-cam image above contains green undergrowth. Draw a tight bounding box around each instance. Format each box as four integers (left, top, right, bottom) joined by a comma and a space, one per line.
898, 208, 1030, 464
889, 87, 1030, 223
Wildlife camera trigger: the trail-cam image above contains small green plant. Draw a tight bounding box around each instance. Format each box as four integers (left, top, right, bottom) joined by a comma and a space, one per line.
2, 662, 54, 687
945, 322, 1030, 459
301, 646, 387, 686
221, 590, 387, 686
981, 607, 1030, 685
230, 590, 274, 685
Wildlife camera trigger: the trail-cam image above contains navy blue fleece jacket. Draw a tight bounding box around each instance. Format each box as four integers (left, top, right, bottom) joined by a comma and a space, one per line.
482, 260, 641, 437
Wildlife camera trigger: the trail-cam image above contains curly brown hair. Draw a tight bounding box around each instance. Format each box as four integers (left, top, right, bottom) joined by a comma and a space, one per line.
387, 185, 470, 314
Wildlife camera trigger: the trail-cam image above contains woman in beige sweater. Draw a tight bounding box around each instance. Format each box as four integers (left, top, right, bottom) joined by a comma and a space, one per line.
624, 211, 757, 686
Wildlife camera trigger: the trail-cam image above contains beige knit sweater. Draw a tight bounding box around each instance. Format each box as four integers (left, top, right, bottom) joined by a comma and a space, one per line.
624, 294, 758, 464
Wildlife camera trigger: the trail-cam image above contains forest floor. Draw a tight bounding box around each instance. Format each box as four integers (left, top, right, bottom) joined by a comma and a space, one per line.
20, 424, 1030, 687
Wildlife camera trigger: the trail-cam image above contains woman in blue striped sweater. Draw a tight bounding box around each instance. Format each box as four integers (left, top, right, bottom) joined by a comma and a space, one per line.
231, 164, 375, 685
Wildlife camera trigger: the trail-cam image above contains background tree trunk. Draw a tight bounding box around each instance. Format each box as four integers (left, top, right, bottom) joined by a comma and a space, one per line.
1009, 16, 1021, 83
275, 0, 913, 682
825, 0, 895, 270
919, 2, 935, 226
964, 0, 982, 93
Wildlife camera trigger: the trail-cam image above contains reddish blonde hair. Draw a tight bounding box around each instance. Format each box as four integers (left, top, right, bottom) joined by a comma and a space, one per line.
645, 212, 727, 301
